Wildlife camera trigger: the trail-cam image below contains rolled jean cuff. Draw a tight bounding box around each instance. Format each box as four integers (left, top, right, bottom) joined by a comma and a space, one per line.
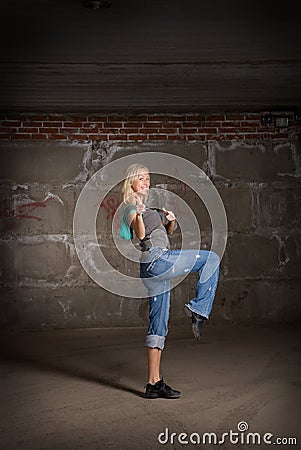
145, 334, 165, 350
186, 304, 209, 320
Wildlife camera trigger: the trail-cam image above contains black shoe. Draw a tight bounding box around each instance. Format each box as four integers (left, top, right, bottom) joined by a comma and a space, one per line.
145, 377, 181, 399
184, 304, 206, 340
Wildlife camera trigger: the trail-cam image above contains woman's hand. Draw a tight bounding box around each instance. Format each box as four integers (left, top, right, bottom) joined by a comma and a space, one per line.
135, 195, 146, 215
162, 208, 176, 235
162, 208, 176, 222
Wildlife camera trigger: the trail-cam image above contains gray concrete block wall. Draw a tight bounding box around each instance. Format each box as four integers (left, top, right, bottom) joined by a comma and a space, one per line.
0, 122, 300, 329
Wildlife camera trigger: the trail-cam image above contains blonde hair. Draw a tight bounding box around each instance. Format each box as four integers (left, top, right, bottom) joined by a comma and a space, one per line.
120, 163, 150, 204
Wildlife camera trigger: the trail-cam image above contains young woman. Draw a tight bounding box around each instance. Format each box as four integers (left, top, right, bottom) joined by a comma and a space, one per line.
120, 163, 220, 399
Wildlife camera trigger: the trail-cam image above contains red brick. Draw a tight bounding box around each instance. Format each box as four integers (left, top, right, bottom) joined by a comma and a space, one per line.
124, 122, 143, 128
241, 121, 260, 127
160, 128, 178, 134
87, 134, 107, 141
41, 127, 59, 133
185, 115, 206, 121
148, 135, 168, 140
0, 127, 14, 133
225, 114, 244, 121
167, 135, 183, 140
42, 121, 62, 127
222, 134, 241, 140
162, 122, 181, 128
256, 126, 274, 132
139, 128, 159, 134
273, 133, 289, 139
48, 134, 67, 140
206, 134, 221, 140
32, 134, 47, 139
105, 122, 123, 128
240, 127, 259, 133
145, 119, 164, 125
3, 121, 21, 127
128, 135, 147, 141
78, 127, 100, 134
0, 133, 11, 139
63, 122, 82, 128
200, 121, 221, 127
145, 115, 168, 121
102, 128, 125, 134
60, 128, 78, 133
202, 127, 218, 133
85, 134, 98, 140
19, 127, 39, 133
244, 133, 266, 139
182, 121, 202, 127
179, 128, 198, 134
221, 121, 240, 127
186, 135, 206, 141
116, 128, 138, 134
108, 135, 128, 140
22, 121, 42, 127
12, 133, 32, 139
82, 123, 103, 129
142, 122, 162, 128
164, 115, 186, 121
219, 128, 239, 133
69, 134, 88, 140
65, 115, 87, 122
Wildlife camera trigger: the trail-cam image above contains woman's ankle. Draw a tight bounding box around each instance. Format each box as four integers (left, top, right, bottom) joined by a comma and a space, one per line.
148, 375, 161, 385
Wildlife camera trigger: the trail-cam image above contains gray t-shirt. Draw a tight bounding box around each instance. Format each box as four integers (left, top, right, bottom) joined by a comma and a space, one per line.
123, 203, 170, 251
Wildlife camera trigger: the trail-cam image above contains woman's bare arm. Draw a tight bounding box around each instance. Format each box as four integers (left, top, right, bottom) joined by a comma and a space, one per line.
128, 211, 145, 240
128, 195, 146, 240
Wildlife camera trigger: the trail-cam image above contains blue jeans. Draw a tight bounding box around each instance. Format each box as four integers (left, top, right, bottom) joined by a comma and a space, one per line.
140, 247, 220, 350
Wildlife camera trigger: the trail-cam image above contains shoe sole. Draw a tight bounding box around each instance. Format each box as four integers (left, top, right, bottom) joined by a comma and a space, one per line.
192, 322, 201, 340
145, 394, 181, 399
185, 304, 202, 340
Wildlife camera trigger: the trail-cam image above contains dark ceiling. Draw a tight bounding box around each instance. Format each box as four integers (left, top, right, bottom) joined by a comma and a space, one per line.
0, 0, 301, 113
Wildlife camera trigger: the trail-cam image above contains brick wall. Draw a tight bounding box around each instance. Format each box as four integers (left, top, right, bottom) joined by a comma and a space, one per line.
0, 113, 299, 142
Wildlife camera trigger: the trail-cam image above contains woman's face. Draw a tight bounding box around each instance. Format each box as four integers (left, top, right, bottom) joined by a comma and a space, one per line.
131, 169, 150, 195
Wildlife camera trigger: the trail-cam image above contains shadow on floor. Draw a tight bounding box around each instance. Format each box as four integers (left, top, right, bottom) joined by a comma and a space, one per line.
0, 349, 146, 398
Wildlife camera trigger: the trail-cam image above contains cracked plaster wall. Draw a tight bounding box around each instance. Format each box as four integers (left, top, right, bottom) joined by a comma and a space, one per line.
0, 137, 300, 329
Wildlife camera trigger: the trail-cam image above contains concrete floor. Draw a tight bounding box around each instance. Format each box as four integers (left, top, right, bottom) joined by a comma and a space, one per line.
0, 323, 300, 450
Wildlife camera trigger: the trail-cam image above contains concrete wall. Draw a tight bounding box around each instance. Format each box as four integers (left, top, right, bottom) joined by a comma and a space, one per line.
0, 112, 300, 329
